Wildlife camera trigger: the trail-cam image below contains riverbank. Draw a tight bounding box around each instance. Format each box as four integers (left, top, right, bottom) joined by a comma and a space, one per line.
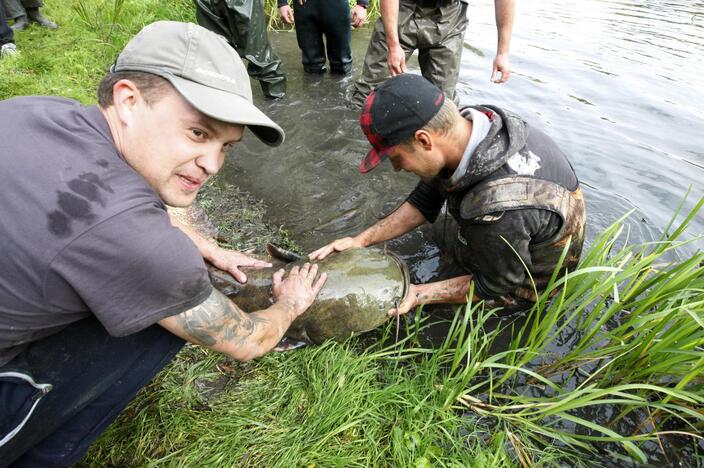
2, 2, 703, 466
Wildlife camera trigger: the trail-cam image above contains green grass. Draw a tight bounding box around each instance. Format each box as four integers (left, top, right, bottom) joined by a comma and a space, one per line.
3, 1, 703, 466
0, 0, 195, 102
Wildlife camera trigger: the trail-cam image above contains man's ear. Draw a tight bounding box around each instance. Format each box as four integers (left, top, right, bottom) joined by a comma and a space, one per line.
111, 79, 141, 124
414, 129, 433, 151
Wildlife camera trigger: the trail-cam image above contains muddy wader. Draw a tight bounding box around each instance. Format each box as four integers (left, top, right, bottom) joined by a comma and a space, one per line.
195, 0, 287, 98
427, 182, 585, 315
350, 0, 467, 108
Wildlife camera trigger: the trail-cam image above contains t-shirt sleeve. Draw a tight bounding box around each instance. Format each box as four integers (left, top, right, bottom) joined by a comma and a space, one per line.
45, 203, 212, 337
407, 180, 446, 223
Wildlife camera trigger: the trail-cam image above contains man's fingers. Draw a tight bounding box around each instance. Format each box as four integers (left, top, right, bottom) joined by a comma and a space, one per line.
309, 246, 330, 260
298, 262, 311, 278
306, 263, 319, 279
273, 268, 285, 284
313, 272, 328, 293
232, 268, 247, 283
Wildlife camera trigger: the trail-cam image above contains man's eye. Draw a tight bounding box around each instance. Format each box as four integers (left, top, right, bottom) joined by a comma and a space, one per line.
191, 128, 206, 139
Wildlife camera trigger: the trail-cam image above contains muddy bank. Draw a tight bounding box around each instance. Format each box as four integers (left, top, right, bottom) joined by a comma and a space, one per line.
196, 178, 300, 254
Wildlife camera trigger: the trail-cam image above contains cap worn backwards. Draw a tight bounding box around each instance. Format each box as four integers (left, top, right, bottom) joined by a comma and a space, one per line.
112, 21, 284, 147
359, 74, 445, 173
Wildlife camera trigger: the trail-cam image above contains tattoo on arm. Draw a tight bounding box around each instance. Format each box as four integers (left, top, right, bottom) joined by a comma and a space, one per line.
176, 289, 271, 348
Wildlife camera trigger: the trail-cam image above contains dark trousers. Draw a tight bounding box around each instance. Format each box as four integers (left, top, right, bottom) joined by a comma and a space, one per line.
0, 318, 184, 467
1, 0, 43, 20
293, 0, 352, 74
0, 2, 13, 46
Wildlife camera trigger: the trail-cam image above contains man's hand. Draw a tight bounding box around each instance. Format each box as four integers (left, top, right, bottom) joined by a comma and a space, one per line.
388, 283, 421, 316
279, 5, 294, 24
308, 236, 364, 261
351, 4, 367, 28
208, 247, 272, 283
491, 53, 511, 83
387, 44, 406, 76
272, 263, 327, 317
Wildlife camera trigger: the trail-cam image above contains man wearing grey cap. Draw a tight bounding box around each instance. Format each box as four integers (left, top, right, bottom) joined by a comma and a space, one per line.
0, 21, 326, 465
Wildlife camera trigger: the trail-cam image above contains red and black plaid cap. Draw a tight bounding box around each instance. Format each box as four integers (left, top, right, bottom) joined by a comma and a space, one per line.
359, 74, 445, 173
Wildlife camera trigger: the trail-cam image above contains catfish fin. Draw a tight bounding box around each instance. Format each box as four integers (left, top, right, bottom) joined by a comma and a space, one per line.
266, 243, 303, 263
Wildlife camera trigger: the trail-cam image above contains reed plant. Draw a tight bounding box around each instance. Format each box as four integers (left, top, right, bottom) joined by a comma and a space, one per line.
442, 194, 704, 464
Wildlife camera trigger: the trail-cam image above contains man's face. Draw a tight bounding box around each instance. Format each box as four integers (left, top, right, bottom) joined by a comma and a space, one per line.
121, 88, 244, 207
386, 141, 444, 180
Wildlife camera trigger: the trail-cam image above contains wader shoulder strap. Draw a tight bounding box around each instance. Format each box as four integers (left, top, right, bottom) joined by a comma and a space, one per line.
460, 176, 572, 221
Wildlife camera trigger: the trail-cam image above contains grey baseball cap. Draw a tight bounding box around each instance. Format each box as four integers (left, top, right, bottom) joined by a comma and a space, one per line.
112, 21, 284, 146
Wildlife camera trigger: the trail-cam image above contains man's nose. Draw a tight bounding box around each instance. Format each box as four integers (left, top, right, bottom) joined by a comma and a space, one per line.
196, 148, 224, 175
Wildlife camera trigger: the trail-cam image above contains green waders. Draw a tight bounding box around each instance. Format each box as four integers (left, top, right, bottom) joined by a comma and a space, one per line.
195, 0, 287, 99
350, 0, 467, 109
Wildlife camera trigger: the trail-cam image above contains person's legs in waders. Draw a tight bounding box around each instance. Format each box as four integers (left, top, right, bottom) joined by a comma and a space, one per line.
318, 0, 352, 75
0, 318, 184, 466
349, 0, 417, 109
195, 0, 287, 99
292, 0, 326, 73
424, 214, 532, 315
416, 1, 467, 103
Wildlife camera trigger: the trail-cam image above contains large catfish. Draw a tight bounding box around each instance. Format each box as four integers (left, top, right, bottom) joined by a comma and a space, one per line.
170, 205, 410, 344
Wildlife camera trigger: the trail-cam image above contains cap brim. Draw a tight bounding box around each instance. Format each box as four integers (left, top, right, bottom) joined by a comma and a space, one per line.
359, 146, 393, 174
169, 75, 285, 147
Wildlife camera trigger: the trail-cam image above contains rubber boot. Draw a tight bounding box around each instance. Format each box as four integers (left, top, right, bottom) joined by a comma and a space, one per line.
11, 15, 28, 31
26, 8, 58, 29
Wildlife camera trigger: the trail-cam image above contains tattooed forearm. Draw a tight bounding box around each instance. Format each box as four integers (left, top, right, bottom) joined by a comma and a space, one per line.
176, 289, 272, 348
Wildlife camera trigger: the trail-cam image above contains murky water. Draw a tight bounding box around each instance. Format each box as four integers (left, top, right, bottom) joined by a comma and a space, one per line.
222, 0, 704, 261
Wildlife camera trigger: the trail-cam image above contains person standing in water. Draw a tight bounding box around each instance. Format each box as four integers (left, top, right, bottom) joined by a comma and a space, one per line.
313, 74, 585, 316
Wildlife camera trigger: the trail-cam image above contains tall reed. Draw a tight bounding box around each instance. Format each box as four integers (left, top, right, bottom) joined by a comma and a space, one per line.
435, 194, 704, 464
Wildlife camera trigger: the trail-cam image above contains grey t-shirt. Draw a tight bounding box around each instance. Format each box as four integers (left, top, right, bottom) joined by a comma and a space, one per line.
0, 96, 212, 366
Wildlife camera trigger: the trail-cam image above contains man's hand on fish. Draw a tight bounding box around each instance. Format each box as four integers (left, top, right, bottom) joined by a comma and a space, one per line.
387, 283, 420, 316
209, 248, 272, 283
308, 236, 364, 261
272, 263, 328, 317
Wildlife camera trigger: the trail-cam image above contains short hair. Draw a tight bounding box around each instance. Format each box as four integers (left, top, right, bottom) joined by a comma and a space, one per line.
399, 98, 459, 150
97, 71, 173, 108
